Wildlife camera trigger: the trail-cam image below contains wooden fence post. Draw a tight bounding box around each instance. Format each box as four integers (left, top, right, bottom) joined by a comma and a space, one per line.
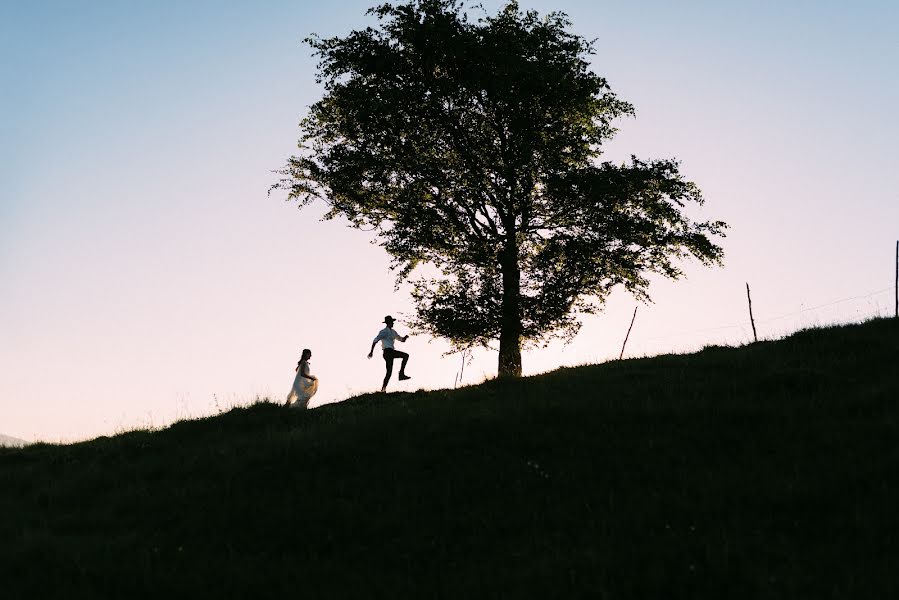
746, 283, 758, 343
455, 349, 471, 388
619, 306, 638, 360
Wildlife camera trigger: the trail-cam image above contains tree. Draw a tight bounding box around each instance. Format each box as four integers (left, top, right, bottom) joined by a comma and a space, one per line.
274, 0, 727, 377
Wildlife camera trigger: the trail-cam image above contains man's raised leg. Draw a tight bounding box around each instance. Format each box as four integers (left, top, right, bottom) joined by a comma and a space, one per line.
396, 350, 411, 381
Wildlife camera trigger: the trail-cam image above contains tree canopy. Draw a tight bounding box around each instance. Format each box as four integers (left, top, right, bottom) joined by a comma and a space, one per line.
274, 0, 727, 377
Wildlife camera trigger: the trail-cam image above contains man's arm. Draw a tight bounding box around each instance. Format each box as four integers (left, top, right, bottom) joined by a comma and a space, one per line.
368, 332, 384, 358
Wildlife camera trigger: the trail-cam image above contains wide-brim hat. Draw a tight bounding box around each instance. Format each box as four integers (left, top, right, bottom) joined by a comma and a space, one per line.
383, 315, 395, 323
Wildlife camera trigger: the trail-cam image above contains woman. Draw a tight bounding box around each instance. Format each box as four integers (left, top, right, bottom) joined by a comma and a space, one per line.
285, 348, 318, 409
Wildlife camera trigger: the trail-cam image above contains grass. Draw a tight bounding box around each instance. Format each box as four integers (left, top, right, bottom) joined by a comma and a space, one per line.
2, 318, 898, 598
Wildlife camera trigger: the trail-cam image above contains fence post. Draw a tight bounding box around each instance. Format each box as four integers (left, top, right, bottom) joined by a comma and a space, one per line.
746, 283, 758, 343
619, 306, 638, 360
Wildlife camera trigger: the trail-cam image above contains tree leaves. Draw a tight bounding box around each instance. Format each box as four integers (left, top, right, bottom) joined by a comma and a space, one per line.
274, 1, 727, 365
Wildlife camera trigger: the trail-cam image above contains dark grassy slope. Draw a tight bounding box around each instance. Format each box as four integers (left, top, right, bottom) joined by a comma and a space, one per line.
2, 319, 897, 599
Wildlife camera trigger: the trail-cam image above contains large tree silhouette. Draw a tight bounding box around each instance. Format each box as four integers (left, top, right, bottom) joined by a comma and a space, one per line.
275, 0, 726, 377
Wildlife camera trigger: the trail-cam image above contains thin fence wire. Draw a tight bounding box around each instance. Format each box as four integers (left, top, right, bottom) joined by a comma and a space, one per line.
638, 286, 895, 353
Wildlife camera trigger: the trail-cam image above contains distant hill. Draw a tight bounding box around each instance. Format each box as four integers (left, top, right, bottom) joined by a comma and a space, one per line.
0, 433, 26, 447
1, 318, 897, 598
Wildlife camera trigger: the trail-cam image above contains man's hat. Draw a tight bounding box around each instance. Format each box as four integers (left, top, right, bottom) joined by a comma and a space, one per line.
383, 315, 395, 323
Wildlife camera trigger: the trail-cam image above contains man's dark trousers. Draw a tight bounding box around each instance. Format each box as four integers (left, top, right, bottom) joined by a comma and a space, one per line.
383, 348, 409, 388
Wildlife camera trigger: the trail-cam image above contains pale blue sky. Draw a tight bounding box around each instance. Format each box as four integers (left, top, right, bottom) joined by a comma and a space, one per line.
2, 1, 897, 442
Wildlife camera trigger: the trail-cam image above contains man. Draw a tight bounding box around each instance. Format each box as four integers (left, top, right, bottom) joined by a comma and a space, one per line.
368, 315, 412, 392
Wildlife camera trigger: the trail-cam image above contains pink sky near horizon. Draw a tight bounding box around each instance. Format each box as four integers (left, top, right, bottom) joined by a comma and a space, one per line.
2, 1, 897, 442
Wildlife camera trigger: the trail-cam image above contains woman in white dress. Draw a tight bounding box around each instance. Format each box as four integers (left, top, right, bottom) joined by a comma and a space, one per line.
285, 348, 318, 409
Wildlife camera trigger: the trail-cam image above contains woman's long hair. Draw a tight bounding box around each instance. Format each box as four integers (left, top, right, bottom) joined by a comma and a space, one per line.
296, 348, 312, 371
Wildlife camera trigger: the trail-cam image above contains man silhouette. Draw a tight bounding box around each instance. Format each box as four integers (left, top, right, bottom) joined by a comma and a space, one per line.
368, 315, 411, 392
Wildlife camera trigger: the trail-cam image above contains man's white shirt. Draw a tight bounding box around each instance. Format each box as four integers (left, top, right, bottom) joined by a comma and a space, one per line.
373, 327, 403, 350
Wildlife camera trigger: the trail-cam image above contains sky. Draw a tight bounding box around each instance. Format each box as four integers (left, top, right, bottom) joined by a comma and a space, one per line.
2, 0, 897, 443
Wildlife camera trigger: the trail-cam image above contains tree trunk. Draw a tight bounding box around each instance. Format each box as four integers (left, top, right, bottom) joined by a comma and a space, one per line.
498, 242, 522, 378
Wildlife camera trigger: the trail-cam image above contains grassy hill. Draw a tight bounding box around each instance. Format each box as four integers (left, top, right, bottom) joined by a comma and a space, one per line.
2, 319, 897, 598
0, 433, 26, 448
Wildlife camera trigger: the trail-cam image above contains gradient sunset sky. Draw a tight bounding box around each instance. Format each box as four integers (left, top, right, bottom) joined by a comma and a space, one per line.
2, 0, 897, 442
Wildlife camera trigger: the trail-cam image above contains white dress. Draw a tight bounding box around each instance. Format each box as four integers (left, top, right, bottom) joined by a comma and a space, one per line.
287, 362, 318, 409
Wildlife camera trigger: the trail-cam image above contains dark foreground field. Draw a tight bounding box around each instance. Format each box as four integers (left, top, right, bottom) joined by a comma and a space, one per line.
2, 319, 898, 598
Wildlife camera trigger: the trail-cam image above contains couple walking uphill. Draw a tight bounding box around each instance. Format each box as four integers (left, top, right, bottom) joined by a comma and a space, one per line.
285, 315, 413, 408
